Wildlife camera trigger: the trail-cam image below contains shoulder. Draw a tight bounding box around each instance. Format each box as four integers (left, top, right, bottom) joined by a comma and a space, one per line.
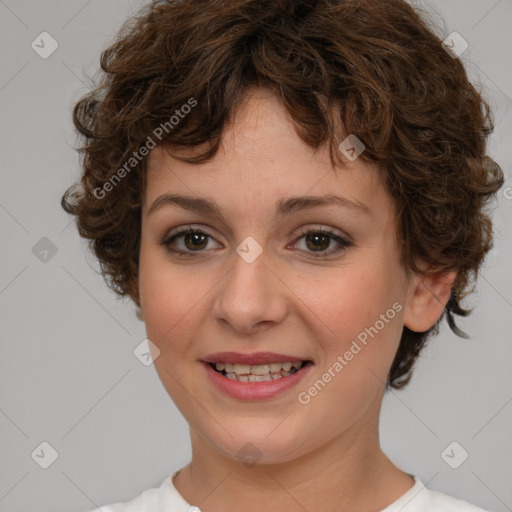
82, 473, 184, 512
82, 486, 162, 512
395, 478, 492, 512
424, 487, 491, 512
381, 477, 492, 512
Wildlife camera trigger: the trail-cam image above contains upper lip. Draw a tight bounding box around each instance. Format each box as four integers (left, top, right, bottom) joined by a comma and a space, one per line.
202, 351, 310, 365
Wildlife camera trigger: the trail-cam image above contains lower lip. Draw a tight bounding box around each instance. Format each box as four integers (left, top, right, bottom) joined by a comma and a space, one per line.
202, 362, 313, 400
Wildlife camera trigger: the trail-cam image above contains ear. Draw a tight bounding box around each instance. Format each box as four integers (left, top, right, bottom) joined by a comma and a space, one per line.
136, 306, 144, 321
402, 269, 457, 333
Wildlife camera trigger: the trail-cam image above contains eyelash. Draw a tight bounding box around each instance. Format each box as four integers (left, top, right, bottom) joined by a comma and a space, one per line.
160, 225, 353, 259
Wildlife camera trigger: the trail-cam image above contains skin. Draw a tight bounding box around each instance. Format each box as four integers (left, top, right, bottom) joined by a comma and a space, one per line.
137, 88, 456, 512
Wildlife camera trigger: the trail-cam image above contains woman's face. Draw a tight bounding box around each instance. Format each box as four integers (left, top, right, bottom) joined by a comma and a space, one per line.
138, 88, 420, 465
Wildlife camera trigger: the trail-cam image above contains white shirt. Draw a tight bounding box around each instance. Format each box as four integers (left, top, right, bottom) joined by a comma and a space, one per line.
84, 469, 491, 512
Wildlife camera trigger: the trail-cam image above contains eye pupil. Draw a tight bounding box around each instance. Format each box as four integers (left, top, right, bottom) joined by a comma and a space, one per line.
185, 232, 208, 250
306, 233, 329, 251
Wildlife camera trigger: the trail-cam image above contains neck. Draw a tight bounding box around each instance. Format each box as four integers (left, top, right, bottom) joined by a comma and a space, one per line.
173, 413, 414, 511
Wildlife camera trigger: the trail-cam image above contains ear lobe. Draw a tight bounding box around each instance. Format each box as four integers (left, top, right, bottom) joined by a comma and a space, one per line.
403, 270, 457, 333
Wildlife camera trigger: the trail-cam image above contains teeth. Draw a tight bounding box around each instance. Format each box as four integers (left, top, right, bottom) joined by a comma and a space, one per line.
233, 363, 252, 374
213, 360, 307, 382
242, 363, 268, 375
225, 371, 293, 382
248, 374, 272, 382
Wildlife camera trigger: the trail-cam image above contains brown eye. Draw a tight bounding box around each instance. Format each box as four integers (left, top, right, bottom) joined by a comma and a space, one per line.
304, 232, 331, 251
182, 231, 209, 251
161, 228, 221, 256
293, 227, 353, 258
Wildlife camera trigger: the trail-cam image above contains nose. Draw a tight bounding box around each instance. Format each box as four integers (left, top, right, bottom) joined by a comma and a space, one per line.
212, 245, 288, 334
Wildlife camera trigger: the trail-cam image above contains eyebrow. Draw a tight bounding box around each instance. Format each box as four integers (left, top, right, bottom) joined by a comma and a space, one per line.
146, 193, 372, 218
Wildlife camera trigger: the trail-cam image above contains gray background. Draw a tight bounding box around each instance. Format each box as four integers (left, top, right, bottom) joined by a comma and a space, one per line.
0, 0, 511, 511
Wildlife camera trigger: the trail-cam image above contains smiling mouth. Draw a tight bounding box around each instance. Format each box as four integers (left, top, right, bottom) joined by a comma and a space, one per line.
209, 361, 311, 382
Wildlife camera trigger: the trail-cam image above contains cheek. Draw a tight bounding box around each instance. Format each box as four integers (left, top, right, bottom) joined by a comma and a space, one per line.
138, 248, 208, 403
293, 269, 404, 434
138, 244, 196, 353
296, 258, 404, 378
298, 261, 400, 336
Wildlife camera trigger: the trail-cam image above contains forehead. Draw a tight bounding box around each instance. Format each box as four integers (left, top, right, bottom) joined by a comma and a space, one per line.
144, 89, 390, 218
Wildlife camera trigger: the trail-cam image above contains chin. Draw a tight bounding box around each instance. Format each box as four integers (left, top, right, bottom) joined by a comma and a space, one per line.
200, 419, 313, 467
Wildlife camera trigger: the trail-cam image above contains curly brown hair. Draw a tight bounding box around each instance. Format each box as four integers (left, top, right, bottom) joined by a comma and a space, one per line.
61, 0, 504, 389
